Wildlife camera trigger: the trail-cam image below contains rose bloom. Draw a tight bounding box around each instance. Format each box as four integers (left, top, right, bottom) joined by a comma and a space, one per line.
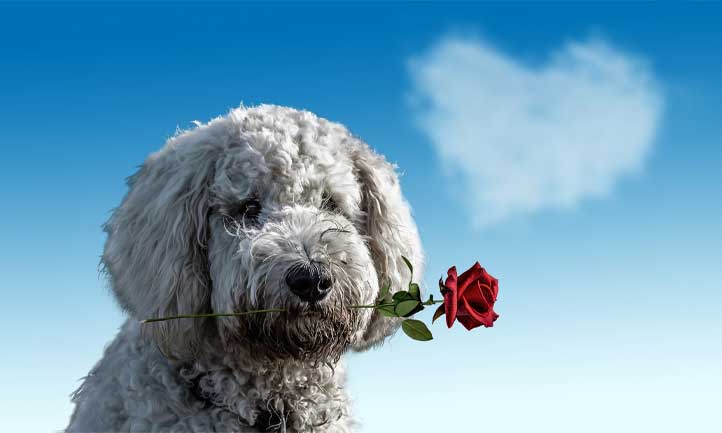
436, 262, 499, 330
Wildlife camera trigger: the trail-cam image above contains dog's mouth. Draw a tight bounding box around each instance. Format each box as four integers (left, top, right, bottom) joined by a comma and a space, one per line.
284, 303, 339, 326
294, 301, 329, 315
224, 301, 361, 362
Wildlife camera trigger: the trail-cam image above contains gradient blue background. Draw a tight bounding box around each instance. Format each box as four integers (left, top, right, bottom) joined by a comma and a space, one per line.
1, 3, 720, 432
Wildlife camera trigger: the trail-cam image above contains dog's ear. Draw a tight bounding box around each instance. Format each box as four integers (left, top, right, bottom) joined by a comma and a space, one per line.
350, 140, 425, 350
102, 130, 221, 360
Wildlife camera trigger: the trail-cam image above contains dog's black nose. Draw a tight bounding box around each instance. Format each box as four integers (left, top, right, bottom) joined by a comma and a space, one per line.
285, 265, 333, 303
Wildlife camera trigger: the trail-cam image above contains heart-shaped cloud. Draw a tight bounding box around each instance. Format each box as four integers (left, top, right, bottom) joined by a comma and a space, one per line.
409, 36, 663, 227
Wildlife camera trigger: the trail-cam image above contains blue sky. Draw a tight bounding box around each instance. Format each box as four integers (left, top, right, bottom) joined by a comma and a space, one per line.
1, 3, 720, 432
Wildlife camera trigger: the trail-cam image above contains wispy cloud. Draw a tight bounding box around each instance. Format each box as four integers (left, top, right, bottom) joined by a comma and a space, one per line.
409, 36, 663, 227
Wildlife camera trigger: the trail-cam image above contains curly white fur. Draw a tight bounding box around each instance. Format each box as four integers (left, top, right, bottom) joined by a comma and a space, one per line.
66, 105, 424, 433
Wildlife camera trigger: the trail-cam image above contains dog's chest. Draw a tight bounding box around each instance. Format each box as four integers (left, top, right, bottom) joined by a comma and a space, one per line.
185, 360, 352, 432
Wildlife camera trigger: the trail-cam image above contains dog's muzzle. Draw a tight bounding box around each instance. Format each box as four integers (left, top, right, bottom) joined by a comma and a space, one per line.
285, 263, 333, 303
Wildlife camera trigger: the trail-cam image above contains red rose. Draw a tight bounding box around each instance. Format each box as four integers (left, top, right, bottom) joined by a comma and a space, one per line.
435, 262, 499, 330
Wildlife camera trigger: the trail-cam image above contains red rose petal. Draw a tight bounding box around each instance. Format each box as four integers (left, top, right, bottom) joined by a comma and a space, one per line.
460, 281, 492, 310
455, 262, 484, 297
457, 310, 499, 330
444, 266, 458, 290
458, 296, 498, 329
486, 274, 499, 300
456, 313, 483, 331
479, 283, 496, 306
443, 266, 458, 328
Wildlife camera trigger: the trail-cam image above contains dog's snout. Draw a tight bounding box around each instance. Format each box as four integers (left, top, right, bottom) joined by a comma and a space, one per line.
286, 265, 333, 303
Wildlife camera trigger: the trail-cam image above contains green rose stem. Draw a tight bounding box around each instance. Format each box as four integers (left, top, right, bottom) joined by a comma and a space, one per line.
141, 301, 445, 323
140, 308, 287, 324
348, 300, 444, 309
141, 303, 443, 342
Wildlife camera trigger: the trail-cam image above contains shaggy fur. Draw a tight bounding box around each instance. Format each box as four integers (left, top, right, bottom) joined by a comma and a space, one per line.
66, 105, 424, 433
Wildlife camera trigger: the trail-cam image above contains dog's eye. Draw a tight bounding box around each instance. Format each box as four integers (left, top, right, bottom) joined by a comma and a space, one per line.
321, 193, 339, 213
226, 199, 262, 224
241, 199, 262, 220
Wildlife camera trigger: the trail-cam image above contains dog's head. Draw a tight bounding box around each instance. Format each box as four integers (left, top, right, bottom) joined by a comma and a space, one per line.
103, 105, 423, 362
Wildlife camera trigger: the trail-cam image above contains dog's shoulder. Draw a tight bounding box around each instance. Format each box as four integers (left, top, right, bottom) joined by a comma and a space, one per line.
65, 320, 250, 432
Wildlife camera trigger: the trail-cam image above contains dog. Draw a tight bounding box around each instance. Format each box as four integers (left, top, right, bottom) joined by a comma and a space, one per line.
66, 105, 424, 432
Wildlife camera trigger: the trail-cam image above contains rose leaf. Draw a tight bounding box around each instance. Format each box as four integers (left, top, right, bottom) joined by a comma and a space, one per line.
392, 290, 414, 302
408, 283, 421, 300
401, 255, 414, 277
376, 304, 398, 317
401, 319, 433, 341
409, 303, 425, 316
378, 282, 390, 302
395, 300, 421, 317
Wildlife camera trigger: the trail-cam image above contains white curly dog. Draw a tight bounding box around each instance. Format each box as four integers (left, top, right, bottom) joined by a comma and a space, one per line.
66, 105, 424, 433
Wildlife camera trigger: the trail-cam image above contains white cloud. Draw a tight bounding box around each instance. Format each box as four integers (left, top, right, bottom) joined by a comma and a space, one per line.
409, 36, 663, 227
